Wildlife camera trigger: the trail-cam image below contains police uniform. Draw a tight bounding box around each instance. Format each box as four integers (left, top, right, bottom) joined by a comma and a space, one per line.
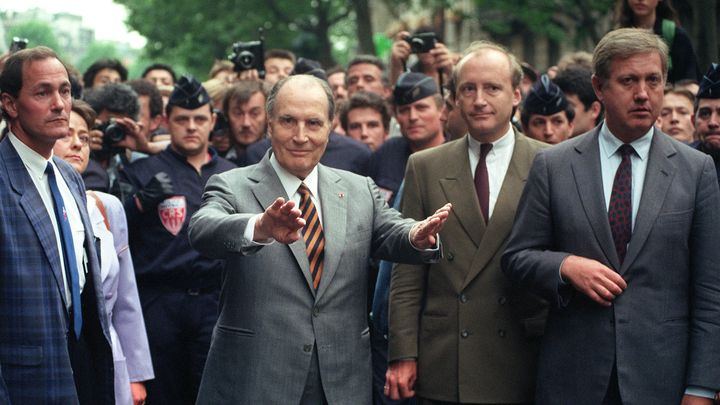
119, 76, 235, 405
693, 63, 720, 185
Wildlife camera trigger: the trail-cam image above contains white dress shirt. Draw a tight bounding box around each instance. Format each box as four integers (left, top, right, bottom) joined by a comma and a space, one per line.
466, 125, 515, 220
9, 132, 86, 307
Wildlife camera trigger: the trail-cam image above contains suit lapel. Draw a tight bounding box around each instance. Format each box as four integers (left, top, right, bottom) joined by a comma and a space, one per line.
248, 155, 315, 295
622, 130, 676, 272
570, 129, 620, 269
462, 131, 532, 288
1, 139, 69, 309
439, 137, 486, 248
314, 165, 346, 301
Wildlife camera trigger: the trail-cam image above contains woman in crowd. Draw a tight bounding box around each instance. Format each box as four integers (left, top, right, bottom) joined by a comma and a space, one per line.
614, 0, 700, 84
53, 99, 154, 405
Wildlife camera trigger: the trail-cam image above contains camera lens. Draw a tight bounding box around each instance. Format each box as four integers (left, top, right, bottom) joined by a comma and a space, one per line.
104, 122, 126, 144
238, 51, 255, 70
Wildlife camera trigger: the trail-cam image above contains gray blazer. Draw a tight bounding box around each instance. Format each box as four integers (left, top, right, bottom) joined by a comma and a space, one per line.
188, 153, 438, 404
502, 127, 720, 404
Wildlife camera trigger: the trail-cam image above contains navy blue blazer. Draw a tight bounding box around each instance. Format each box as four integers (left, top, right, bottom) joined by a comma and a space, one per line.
0, 136, 114, 404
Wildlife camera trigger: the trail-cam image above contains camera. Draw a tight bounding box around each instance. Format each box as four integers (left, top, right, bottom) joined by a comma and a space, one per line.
404, 32, 437, 54
95, 119, 127, 146
229, 40, 265, 76
10, 37, 28, 54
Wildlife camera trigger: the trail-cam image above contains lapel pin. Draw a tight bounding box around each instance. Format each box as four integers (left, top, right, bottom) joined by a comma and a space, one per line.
338, 192, 344, 199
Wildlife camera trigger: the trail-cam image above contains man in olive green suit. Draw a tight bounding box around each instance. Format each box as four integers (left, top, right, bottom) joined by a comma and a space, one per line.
386, 41, 548, 404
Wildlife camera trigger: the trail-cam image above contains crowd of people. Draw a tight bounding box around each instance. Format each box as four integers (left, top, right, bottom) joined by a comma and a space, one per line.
1, 0, 720, 404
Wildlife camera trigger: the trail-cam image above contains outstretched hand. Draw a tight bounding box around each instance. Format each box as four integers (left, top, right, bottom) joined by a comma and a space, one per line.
254, 197, 305, 244
409, 203, 452, 250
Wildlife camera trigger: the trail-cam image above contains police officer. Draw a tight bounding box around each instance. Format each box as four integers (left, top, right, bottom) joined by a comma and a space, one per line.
119, 76, 235, 405
520, 74, 575, 145
693, 63, 720, 183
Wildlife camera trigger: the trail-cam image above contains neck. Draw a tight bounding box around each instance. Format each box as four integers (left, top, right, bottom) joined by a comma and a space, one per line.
468, 123, 511, 144
174, 145, 209, 173
11, 125, 54, 159
408, 132, 445, 153
633, 12, 656, 29
606, 122, 649, 144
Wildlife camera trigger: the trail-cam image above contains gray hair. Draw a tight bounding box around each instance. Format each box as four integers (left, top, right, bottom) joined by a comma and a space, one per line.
593, 28, 669, 85
266, 75, 336, 122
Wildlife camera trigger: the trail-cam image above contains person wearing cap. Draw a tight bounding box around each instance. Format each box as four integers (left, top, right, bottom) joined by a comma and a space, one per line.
503, 28, 720, 404
521, 74, 575, 145
188, 74, 451, 405
386, 41, 548, 404
118, 75, 235, 405
693, 63, 720, 183
368, 72, 446, 206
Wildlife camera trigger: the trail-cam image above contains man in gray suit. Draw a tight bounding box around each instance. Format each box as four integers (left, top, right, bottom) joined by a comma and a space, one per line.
502, 28, 720, 404
188, 74, 451, 404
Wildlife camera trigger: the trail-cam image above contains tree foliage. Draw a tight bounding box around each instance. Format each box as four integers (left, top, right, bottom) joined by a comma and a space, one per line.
76, 42, 120, 75
115, 0, 357, 78
7, 21, 60, 54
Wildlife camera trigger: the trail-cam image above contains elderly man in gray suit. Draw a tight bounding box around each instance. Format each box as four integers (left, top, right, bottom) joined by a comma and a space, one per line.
188, 74, 451, 404
502, 28, 720, 404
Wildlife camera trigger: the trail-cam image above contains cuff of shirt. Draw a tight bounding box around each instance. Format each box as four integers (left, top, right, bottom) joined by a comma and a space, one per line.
684, 386, 715, 399
244, 214, 275, 246
408, 233, 441, 252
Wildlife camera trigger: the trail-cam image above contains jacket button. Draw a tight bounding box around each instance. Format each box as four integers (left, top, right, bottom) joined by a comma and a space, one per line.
460, 330, 469, 338
498, 296, 507, 305
447, 252, 455, 261
498, 329, 506, 338
303, 344, 312, 353
459, 294, 468, 303
312, 307, 319, 317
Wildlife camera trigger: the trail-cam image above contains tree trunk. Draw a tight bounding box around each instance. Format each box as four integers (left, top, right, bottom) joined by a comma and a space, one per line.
353, 0, 376, 55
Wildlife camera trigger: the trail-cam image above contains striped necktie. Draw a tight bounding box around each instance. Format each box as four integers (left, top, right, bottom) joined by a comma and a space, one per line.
298, 183, 325, 290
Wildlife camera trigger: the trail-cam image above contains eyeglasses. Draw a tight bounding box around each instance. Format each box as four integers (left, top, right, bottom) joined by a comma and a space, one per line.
58, 133, 90, 146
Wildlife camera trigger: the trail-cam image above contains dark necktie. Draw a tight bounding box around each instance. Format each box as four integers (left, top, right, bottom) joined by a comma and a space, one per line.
298, 183, 325, 290
608, 144, 635, 264
474, 143, 493, 223
46, 162, 83, 339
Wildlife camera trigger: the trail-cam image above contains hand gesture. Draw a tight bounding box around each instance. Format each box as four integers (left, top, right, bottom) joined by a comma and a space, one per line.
409, 203, 452, 249
254, 197, 305, 244
560, 255, 627, 306
390, 31, 412, 69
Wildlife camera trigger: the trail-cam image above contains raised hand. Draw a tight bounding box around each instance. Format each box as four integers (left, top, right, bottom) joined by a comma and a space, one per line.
409, 203, 452, 249
254, 197, 305, 244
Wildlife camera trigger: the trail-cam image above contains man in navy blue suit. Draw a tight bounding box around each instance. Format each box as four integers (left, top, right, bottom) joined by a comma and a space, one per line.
0, 46, 113, 404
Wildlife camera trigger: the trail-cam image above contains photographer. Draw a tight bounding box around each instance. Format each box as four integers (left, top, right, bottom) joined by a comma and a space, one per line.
389, 29, 455, 90
83, 83, 167, 196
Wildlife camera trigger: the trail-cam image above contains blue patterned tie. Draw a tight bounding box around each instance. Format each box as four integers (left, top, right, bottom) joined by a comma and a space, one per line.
46, 162, 82, 339
608, 145, 635, 264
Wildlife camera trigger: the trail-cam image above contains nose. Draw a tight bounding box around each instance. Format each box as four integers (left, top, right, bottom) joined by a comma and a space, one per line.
360, 124, 369, 139
634, 81, 650, 102
292, 122, 309, 144
473, 90, 488, 108
670, 110, 679, 123
242, 114, 252, 127
50, 90, 65, 112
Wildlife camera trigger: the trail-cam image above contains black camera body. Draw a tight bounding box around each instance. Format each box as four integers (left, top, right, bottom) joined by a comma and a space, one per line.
404, 33, 437, 54
229, 40, 265, 77
95, 119, 127, 146
10, 37, 28, 53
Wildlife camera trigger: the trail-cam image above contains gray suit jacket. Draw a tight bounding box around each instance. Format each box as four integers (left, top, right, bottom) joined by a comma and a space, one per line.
502, 127, 720, 404
188, 153, 438, 404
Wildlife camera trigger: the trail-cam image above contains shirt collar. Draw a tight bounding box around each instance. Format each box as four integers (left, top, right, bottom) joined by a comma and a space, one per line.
599, 122, 654, 161
269, 154, 320, 199
467, 125, 515, 156
8, 131, 54, 181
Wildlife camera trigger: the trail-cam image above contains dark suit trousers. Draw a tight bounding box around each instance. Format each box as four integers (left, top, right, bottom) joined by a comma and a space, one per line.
602, 364, 622, 405
419, 399, 532, 405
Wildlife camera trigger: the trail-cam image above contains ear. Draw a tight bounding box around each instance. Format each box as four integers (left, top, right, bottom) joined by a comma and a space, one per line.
512, 87, 522, 108
0, 93, 18, 119
149, 114, 163, 132
591, 74, 604, 103
590, 100, 603, 120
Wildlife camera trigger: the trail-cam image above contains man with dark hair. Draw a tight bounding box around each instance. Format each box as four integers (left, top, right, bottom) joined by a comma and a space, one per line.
553, 65, 603, 136
142, 63, 177, 87
119, 76, 235, 405
327, 66, 348, 101
0, 46, 114, 404
521, 75, 575, 145
222, 80, 270, 165
127, 79, 166, 142
503, 28, 720, 404
188, 74, 450, 404
693, 63, 720, 183
347, 55, 391, 98
82, 58, 128, 89
264, 49, 296, 85
340, 91, 390, 151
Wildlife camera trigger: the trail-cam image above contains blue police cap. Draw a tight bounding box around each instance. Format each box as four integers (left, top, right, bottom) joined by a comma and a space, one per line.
168, 75, 210, 110
523, 74, 568, 116
698, 63, 720, 99
292, 58, 327, 82
393, 72, 438, 106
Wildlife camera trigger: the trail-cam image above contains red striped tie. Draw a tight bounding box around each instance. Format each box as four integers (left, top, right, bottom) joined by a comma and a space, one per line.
298, 183, 325, 289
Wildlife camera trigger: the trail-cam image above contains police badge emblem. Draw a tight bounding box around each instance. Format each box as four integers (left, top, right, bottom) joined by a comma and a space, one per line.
158, 196, 186, 236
